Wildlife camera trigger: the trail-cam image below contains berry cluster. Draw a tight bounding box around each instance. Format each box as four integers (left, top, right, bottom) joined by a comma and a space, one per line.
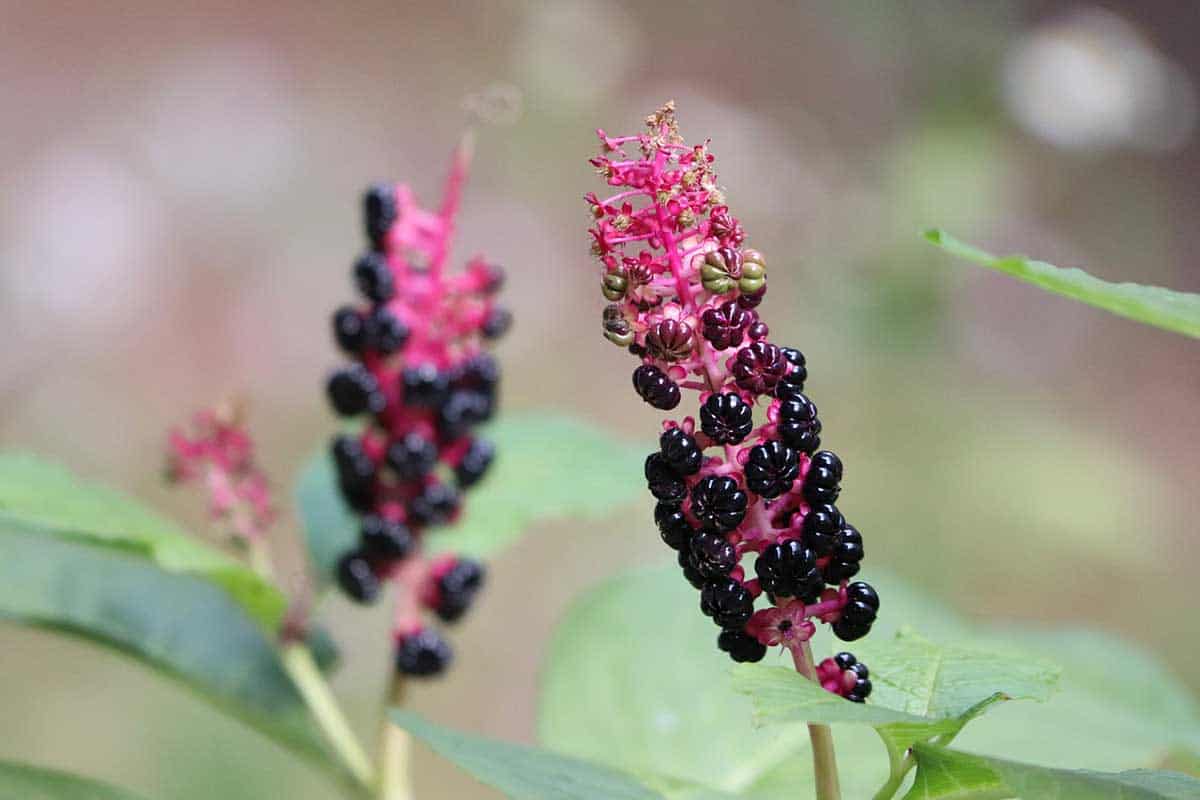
587, 104, 879, 697
325, 143, 508, 678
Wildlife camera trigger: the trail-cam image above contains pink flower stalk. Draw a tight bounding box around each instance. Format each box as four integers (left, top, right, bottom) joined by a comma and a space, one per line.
166, 403, 276, 542
587, 103, 878, 701
325, 137, 506, 678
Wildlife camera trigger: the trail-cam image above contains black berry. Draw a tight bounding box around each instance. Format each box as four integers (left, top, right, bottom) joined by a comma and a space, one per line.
659, 427, 703, 475
396, 629, 453, 677
700, 578, 755, 628
386, 433, 438, 480
700, 300, 752, 350
482, 307, 512, 339
327, 364, 385, 416
745, 440, 799, 498
731, 341, 787, 395
409, 482, 460, 526
822, 523, 864, 583
435, 559, 486, 623
401, 364, 450, 408
754, 539, 823, 602
361, 515, 414, 560
776, 393, 821, 454
331, 435, 375, 511
439, 390, 492, 438
801, 503, 843, 556
456, 438, 495, 488
354, 252, 395, 303
655, 501, 694, 550
690, 475, 748, 533
367, 307, 409, 354
718, 628, 767, 663
699, 393, 754, 445
644, 452, 687, 502
332, 306, 367, 354
336, 551, 380, 604
846, 661, 872, 702
678, 548, 707, 589
778, 347, 807, 393
689, 531, 738, 577
363, 183, 397, 247
632, 364, 681, 410
802, 450, 843, 504
833, 581, 879, 642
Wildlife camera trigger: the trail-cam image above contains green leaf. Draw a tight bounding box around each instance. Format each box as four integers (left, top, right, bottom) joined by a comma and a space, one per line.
0, 453, 285, 631
0, 759, 150, 800
0, 521, 351, 791
904, 743, 1200, 800
924, 229, 1200, 338
296, 413, 643, 584
392, 711, 669, 800
735, 630, 1059, 752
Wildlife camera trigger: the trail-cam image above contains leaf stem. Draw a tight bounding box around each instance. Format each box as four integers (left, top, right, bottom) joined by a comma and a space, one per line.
377, 676, 414, 800
869, 736, 911, 800
792, 641, 842, 800
280, 642, 377, 791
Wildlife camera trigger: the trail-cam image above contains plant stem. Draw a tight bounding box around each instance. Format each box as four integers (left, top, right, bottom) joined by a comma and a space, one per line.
870, 737, 910, 800
376, 677, 414, 800
280, 642, 376, 790
792, 641, 842, 800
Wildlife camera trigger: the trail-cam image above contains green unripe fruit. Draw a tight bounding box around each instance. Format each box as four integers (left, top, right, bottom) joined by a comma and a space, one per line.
602, 271, 628, 301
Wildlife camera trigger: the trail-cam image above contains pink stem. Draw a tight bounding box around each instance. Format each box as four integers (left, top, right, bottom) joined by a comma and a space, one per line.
430, 132, 474, 281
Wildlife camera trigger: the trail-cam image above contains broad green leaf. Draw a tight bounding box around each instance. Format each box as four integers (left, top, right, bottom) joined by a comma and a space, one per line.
296, 413, 643, 585
735, 630, 1058, 752
924, 229, 1200, 339
0, 521, 353, 792
0, 453, 284, 631
392, 711, 668, 800
904, 743, 1200, 800
0, 759, 150, 800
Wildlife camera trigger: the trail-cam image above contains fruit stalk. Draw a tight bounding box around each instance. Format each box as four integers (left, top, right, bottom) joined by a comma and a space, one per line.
793, 640, 842, 800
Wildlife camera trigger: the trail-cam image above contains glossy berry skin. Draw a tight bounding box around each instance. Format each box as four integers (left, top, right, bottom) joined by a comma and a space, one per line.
336, 551, 380, 604
699, 393, 754, 445
755, 539, 823, 602
482, 307, 512, 340
744, 440, 800, 499
778, 347, 807, 393
700, 578, 755, 628
700, 300, 752, 350
363, 183, 397, 247
331, 435, 375, 511
455, 438, 495, 488
689, 531, 738, 578
659, 428, 703, 476
803, 450, 843, 504
435, 559, 486, 623
655, 501, 694, 550
646, 319, 695, 362
332, 306, 368, 354
387, 434, 438, 481
690, 476, 748, 533
776, 393, 821, 454
846, 662, 872, 703
822, 523, 864, 583
439, 391, 492, 439
645, 453, 687, 502
354, 252, 395, 303
396, 629, 453, 677
718, 628, 767, 663
402, 364, 451, 408
409, 482, 460, 526
361, 515, 414, 560
731, 341, 787, 395
632, 364, 681, 410
327, 364, 385, 416
801, 503, 843, 557
368, 307, 409, 354
833, 581, 880, 642
820, 652, 872, 702
678, 548, 707, 589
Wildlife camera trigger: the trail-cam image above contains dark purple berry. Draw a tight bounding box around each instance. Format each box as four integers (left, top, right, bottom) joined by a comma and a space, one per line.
396, 629, 453, 677
327, 364, 385, 416
700, 300, 751, 350
690, 476, 748, 533
354, 252, 395, 303
363, 183, 397, 247
745, 440, 800, 499
755, 539, 823, 602
632, 364, 681, 410
778, 347, 807, 393
401, 363, 450, 408
700, 393, 754, 445
367, 307, 409, 354
833, 582, 879, 642
846, 581, 879, 611
332, 306, 368, 354
731, 341, 787, 395
331, 435, 375, 511
655, 501, 694, 550
439, 391, 492, 438
777, 393, 821, 453
801, 503, 843, 556
435, 559, 485, 623
833, 651, 857, 671
737, 287, 765, 309
660, 427, 703, 475
456, 438, 495, 488
718, 628, 767, 663
678, 548, 707, 589
646, 319, 695, 362
803, 450, 843, 504
361, 515, 413, 560
455, 353, 500, 395
747, 321, 769, 340
409, 482, 460, 526
689, 531, 738, 577
700, 578, 755, 628
822, 523, 864, 583
386, 433, 438, 481
336, 551, 380, 604
645, 452, 687, 502
482, 307, 512, 339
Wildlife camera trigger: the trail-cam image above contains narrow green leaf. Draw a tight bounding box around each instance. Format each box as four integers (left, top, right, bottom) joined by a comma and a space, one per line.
0, 521, 351, 790
296, 413, 643, 585
924, 229, 1200, 338
0, 453, 285, 631
391, 711, 667, 800
0, 759, 150, 800
905, 743, 1200, 799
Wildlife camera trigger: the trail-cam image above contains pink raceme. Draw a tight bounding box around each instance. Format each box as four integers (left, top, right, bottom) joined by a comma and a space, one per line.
586, 103, 878, 700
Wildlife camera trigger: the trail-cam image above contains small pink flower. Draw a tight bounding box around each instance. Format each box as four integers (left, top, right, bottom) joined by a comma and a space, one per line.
747, 600, 815, 648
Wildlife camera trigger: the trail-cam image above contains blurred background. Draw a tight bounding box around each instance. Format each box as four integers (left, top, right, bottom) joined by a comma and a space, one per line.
2, 1, 1198, 797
